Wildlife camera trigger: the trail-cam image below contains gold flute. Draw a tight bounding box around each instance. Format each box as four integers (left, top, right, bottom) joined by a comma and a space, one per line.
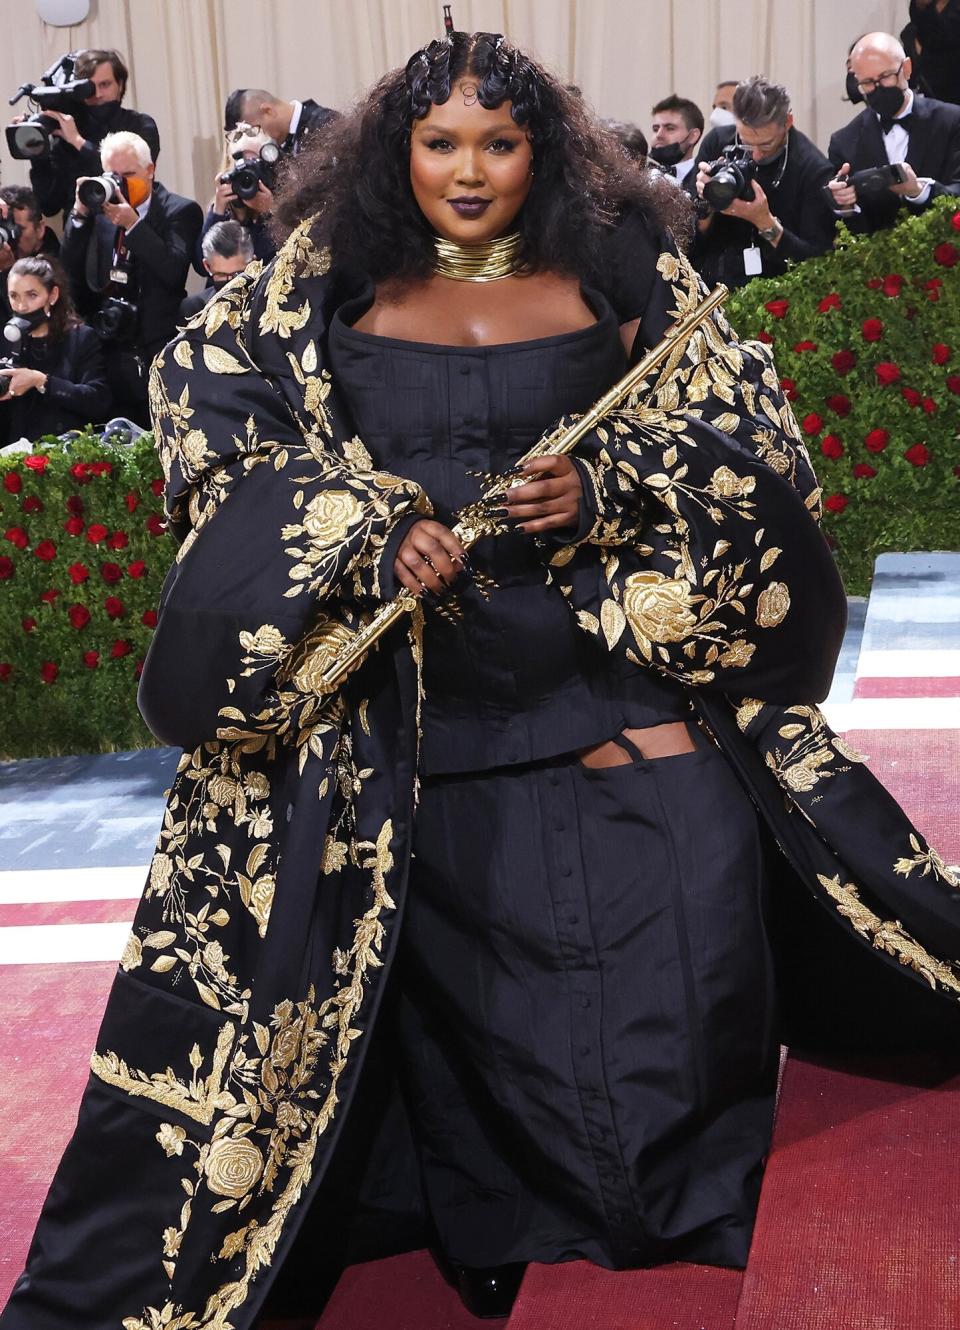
318, 282, 728, 693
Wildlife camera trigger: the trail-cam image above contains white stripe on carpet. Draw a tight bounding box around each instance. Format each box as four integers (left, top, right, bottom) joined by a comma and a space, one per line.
0, 866, 146, 905
0, 922, 130, 965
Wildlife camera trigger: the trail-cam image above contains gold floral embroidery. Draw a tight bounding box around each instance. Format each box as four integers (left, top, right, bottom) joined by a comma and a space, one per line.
764, 704, 864, 794
91, 1023, 236, 1127
894, 834, 960, 888
756, 581, 790, 628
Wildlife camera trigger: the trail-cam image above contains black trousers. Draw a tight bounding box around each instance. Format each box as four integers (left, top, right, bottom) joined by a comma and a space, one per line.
397, 728, 779, 1270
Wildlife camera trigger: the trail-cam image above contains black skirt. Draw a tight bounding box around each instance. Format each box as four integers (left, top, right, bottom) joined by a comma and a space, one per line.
396, 727, 780, 1270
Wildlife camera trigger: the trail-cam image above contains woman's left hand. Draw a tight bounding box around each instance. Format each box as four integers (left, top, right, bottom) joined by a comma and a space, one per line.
0, 368, 46, 398
503, 454, 582, 534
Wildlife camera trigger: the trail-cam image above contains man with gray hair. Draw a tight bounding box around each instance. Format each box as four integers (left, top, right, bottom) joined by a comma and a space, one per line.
827, 30, 960, 234
690, 75, 836, 288
180, 222, 256, 320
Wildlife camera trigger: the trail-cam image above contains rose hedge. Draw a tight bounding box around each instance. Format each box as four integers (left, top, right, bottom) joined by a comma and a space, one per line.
0, 433, 173, 758
2, 205, 959, 757
727, 196, 960, 596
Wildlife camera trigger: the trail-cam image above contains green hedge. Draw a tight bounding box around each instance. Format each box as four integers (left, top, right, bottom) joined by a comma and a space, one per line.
727, 196, 960, 595
2, 202, 959, 757
1, 434, 173, 758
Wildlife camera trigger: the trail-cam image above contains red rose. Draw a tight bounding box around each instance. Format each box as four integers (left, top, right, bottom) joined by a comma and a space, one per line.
150, 478, 164, 497
89, 461, 112, 477
922, 397, 937, 414
874, 362, 901, 386
824, 494, 848, 514
765, 298, 790, 319
101, 562, 123, 584
866, 278, 883, 290
135, 658, 145, 680
802, 412, 824, 436
905, 443, 930, 466
5, 527, 28, 549
881, 273, 903, 297
926, 278, 943, 302
127, 559, 147, 578
64, 517, 85, 536
861, 319, 884, 342
22, 496, 42, 514
39, 588, 59, 604
142, 608, 158, 627
35, 539, 57, 562
146, 514, 167, 536
948, 375, 960, 394
853, 463, 877, 478
86, 523, 108, 543
68, 604, 91, 630
22, 617, 36, 633
756, 330, 773, 343
110, 639, 132, 658
66, 494, 84, 516
3, 471, 22, 494
818, 293, 841, 312
40, 661, 59, 684
825, 394, 851, 416
780, 377, 798, 401
952, 212, 960, 231
832, 349, 857, 375
933, 344, 951, 365
108, 531, 129, 551
23, 454, 49, 472
69, 462, 91, 484
68, 562, 89, 584
105, 596, 125, 619
821, 435, 844, 459
902, 387, 922, 407
793, 340, 818, 352
0, 663, 11, 682
864, 428, 890, 453
0, 556, 14, 580
124, 492, 140, 513
934, 242, 959, 267
83, 650, 100, 669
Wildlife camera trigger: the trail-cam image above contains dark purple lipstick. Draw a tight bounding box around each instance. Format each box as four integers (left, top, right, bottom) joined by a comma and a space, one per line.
448, 196, 492, 218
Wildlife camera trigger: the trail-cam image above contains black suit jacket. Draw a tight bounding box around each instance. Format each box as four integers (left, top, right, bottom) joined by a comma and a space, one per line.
909, 0, 960, 105
284, 98, 337, 155
689, 125, 837, 289
0, 324, 110, 446
828, 94, 960, 233
60, 182, 203, 360
29, 105, 161, 222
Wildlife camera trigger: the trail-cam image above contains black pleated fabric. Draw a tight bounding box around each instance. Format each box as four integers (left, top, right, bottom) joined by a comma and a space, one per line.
397, 727, 780, 1271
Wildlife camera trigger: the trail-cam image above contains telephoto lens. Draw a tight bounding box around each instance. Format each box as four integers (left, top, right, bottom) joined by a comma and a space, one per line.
77, 172, 124, 212
0, 220, 23, 250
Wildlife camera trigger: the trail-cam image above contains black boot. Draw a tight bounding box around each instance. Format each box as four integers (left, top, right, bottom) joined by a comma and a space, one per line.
452, 1261, 527, 1320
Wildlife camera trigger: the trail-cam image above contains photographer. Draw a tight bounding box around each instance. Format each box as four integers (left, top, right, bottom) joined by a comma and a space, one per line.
59, 130, 202, 426
181, 221, 255, 320
648, 96, 703, 183
193, 124, 280, 276
0, 256, 110, 447
692, 76, 836, 289
16, 49, 160, 223
223, 87, 336, 156
827, 31, 960, 234
0, 186, 60, 314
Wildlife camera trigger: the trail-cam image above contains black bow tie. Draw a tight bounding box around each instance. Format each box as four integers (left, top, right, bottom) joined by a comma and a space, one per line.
879, 112, 911, 134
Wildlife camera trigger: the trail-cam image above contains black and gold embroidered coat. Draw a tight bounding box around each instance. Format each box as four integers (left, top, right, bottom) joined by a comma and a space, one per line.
3, 223, 959, 1330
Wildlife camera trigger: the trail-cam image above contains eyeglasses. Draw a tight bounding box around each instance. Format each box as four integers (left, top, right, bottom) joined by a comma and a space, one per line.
856, 63, 903, 95
225, 123, 261, 143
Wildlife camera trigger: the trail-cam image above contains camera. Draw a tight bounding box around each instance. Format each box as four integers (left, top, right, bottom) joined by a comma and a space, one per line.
92, 296, 139, 343
0, 354, 18, 399
5, 54, 95, 160
77, 171, 125, 212
0, 219, 23, 251
847, 162, 908, 196
702, 144, 758, 210
220, 142, 281, 202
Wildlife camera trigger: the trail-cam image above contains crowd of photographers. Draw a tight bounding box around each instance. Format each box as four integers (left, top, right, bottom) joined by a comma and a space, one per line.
1, 21, 959, 446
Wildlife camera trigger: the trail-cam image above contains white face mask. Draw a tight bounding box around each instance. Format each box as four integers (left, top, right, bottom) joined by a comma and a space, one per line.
709, 106, 736, 130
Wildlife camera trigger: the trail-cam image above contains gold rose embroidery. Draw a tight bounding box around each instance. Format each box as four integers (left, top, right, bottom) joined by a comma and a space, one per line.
204, 1137, 265, 1199
756, 581, 790, 628
621, 571, 698, 654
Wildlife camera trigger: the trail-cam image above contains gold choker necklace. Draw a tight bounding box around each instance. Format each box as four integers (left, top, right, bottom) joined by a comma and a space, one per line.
433, 231, 523, 282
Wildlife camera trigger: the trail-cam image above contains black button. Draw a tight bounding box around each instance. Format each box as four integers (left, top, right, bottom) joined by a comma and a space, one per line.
459, 365, 470, 375
560, 865, 572, 877
569, 914, 579, 925
579, 996, 591, 1008
579, 1045, 590, 1056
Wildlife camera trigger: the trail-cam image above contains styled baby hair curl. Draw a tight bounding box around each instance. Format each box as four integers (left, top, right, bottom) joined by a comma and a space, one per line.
275, 31, 692, 286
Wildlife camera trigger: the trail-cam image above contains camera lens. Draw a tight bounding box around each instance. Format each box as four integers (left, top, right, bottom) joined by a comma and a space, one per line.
7, 119, 52, 159
702, 169, 740, 210
77, 176, 113, 211
231, 166, 259, 201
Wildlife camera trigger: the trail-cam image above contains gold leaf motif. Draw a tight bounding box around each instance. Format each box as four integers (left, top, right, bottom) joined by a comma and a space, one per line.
600, 599, 626, 650
760, 547, 782, 573
173, 340, 194, 370
301, 341, 318, 374
202, 345, 249, 376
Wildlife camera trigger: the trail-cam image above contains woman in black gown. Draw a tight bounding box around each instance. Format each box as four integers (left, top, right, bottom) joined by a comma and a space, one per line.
3, 31, 959, 1330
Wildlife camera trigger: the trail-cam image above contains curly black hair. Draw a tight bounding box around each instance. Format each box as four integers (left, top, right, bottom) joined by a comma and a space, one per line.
275, 31, 692, 286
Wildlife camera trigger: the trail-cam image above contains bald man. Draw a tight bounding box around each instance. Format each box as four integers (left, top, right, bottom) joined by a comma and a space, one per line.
826, 30, 960, 233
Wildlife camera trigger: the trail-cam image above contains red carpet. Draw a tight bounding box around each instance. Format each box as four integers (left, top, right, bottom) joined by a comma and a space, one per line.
314, 1249, 489, 1328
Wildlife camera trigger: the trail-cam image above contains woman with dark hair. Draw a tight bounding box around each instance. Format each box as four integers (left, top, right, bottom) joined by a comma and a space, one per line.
0, 255, 110, 445
3, 31, 958, 1330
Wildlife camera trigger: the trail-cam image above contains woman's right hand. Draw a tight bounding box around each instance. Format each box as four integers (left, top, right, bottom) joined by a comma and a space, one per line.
394, 519, 467, 596
213, 172, 238, 215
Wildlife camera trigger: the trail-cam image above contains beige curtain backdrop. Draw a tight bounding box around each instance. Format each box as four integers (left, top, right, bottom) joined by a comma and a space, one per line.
1, 0, 906, 219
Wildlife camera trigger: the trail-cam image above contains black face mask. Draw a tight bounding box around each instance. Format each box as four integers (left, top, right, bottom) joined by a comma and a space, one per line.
80, 101, 121, 134
845, 70, 864, 104
649, 141, 687, 168
865, 84, 906, 122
